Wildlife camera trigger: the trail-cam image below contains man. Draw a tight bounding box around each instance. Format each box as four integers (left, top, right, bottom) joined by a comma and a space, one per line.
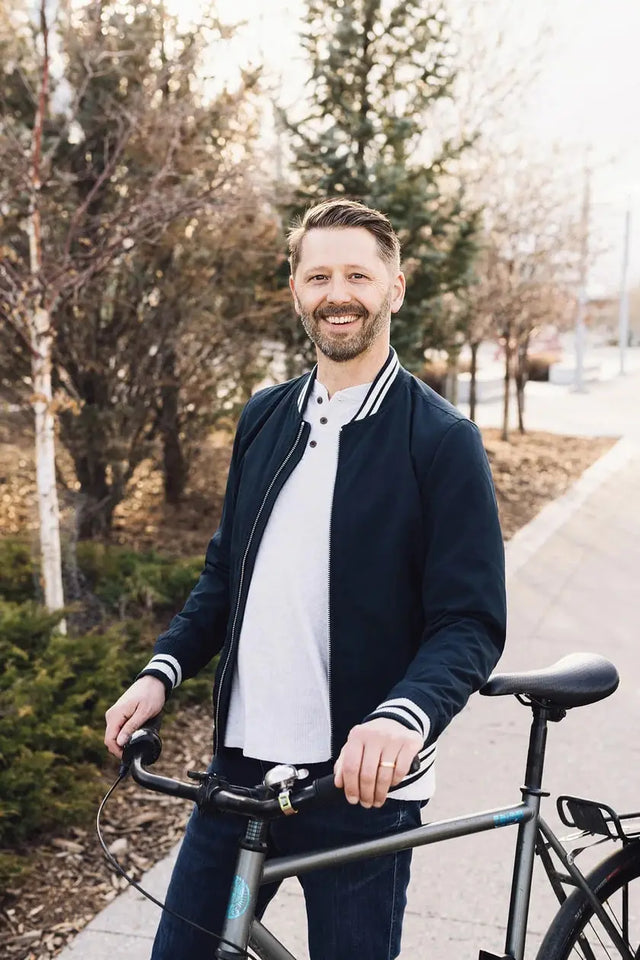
105, 198, 506, 960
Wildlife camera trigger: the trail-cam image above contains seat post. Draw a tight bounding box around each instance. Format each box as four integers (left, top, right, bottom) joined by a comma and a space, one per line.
523, 702, 554, 793
504, 702, 564, 960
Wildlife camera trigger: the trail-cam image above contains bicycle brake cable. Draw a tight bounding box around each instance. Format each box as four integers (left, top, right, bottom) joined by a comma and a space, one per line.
96, 774, 260, 960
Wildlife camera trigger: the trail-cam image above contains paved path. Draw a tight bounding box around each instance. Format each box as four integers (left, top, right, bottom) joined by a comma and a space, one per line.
466, 349, 640, 442
58, 369, 640, 960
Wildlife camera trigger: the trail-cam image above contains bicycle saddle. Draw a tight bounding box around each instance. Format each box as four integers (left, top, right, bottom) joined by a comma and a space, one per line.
480, 652, 619, 709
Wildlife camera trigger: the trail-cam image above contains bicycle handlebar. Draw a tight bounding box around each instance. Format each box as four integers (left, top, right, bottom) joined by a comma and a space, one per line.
123, 727, 342, 820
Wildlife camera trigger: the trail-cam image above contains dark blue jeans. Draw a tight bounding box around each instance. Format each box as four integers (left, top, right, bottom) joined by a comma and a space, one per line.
151, 749, 422, 960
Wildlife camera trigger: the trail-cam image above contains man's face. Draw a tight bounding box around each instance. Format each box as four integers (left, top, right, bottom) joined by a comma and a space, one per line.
289, 227, 405, 363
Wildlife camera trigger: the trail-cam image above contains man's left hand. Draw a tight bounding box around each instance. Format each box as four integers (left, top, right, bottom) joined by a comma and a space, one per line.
334, 718, 423, 808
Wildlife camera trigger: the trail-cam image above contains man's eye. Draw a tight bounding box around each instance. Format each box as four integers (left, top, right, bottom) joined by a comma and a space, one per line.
310, 275, 327, 281
350, 273, 367, 280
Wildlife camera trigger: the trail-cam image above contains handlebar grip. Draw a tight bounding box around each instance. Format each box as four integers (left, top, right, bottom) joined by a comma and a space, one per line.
121, 725, 162, 769
290, 755, 420, 812
312, 773, 342, 803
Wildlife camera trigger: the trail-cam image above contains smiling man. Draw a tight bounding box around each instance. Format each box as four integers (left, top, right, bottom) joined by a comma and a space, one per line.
292, 222, 400, 368
104, 198, 506, 960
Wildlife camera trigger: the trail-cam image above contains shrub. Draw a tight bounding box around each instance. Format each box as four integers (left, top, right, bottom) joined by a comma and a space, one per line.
75, 542, 202, 617
72, 543, 218, 701
527, 352, 560, 382
0, 602, 148, 852
0, 539, 215, 884
0, 537, 203, 619
0, 850, 30, 889
419, 359, 448, 397
0, 538, 37, 603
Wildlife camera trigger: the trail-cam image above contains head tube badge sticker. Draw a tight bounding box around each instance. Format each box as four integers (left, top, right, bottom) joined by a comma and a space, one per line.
493, 809, 526, 828
227, 875, 251, 919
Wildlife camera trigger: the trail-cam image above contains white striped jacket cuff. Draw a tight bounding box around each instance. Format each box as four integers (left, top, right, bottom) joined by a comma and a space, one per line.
365, 697, 431, 741
138, 654, 183, 691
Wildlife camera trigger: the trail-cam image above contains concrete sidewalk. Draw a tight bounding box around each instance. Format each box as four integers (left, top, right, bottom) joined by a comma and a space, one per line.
466, 357, 640, 442
59, 375, 640, 960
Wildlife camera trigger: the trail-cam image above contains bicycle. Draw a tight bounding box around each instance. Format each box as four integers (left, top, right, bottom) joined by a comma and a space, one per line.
99, 651, 640, 960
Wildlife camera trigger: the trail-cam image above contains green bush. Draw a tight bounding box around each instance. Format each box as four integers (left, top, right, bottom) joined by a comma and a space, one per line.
0, 850, 30, 888
76, 541, 202, 616
0, 538, 37, 603
0, 601, 146, 870
0, 537, 202, 618
0, 539, 214, 886
72, 542, 218, 700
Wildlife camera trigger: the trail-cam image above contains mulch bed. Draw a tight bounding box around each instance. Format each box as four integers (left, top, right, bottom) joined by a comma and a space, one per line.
482, 429, 615, 540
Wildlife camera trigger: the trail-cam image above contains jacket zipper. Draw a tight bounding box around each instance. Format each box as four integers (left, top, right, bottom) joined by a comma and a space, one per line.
214, 420, 306, 752
327, 428, 342, 757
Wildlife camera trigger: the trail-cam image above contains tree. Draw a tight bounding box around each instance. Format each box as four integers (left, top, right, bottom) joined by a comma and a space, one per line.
1, 1, 282, 541
278, 0, 479, 373
465, 154, 580, 438
449, 258, 497, 422
1, 1, 66, 619
425, 0, 553, 405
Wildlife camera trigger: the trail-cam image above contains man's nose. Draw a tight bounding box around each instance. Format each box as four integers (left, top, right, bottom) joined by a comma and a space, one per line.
325, 276, 352, 303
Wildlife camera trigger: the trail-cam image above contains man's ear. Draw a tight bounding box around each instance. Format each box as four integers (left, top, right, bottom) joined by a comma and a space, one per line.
390, 271, 406, 314
289, 275, 301, 315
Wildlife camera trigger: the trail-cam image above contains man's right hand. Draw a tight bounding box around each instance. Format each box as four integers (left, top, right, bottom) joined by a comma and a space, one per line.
104, 676, 167, 759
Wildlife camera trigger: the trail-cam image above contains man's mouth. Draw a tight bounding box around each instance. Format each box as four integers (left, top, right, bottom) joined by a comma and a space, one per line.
322, 314, 362, 325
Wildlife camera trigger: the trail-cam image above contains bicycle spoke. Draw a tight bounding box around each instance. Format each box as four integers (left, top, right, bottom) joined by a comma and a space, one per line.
570, 882, 640, 959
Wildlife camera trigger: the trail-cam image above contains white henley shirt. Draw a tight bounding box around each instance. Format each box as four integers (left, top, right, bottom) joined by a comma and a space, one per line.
224, 379, 372, 763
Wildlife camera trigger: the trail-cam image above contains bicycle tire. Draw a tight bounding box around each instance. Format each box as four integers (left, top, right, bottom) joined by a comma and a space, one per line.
537, 840, 640, 960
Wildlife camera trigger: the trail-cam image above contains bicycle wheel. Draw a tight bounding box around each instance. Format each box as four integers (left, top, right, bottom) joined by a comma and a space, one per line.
537, 840, 640, 959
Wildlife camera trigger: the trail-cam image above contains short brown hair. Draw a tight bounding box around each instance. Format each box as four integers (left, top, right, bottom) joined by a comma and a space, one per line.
288, 198, 401, 275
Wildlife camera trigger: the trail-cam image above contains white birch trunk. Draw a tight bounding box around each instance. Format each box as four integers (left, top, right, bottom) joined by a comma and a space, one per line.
30, 306, 66, 628
27, 2, 65, 629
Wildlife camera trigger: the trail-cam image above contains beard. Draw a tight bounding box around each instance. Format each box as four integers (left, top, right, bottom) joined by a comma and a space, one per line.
299, 291, 392, 362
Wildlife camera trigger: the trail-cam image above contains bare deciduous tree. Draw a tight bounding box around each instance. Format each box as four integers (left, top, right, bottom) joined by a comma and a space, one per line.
0, 0, 279, 595
464, 153, 581, 438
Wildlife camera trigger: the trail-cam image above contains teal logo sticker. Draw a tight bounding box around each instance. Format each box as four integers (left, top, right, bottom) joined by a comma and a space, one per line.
227, 875, 251, 919
493, 809, 526, 827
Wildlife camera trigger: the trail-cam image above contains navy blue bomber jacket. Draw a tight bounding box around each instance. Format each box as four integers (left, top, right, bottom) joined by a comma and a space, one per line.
139, 349, 506, 793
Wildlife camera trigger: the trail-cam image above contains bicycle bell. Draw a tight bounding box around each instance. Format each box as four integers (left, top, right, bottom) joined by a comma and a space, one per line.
263, 764, 309, 792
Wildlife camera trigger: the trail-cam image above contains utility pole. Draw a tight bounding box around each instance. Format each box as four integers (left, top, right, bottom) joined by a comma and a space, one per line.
618, 205, 631, 375
573, 163, 591, 393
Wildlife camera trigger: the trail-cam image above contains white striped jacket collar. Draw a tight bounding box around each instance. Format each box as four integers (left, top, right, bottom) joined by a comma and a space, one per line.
296, 348, 401, 422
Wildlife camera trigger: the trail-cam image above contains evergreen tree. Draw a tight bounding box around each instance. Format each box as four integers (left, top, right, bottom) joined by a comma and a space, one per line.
282, 0, 479, 372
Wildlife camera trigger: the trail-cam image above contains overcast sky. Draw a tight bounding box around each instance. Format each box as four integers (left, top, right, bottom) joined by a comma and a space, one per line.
175, 0, 640, 293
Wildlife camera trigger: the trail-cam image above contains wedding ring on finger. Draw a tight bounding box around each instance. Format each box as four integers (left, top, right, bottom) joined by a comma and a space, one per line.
378, 760, 396, 769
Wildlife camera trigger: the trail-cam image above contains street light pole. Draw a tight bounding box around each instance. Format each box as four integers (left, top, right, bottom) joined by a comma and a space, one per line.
574, 163, 591, 393
618, 205, 631, 375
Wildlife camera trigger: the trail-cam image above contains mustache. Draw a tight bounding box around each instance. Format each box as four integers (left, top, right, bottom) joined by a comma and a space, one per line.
315, 304, 368, 319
